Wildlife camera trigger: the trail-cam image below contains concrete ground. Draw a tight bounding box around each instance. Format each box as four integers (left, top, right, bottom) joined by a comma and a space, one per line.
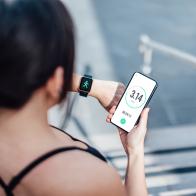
49, 0, 196, 195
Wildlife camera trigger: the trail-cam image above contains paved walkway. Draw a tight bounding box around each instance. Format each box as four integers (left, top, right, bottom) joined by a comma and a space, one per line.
49, 0, 196, 195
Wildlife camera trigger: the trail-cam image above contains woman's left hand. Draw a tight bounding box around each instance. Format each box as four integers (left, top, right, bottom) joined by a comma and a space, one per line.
92, 80, 125, 112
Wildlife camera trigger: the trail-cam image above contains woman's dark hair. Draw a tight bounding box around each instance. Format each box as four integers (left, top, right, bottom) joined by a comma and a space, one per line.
0, 0, 75, 109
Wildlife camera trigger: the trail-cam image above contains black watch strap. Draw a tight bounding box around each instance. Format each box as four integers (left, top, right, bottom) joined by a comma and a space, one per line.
79, 74, 93, 97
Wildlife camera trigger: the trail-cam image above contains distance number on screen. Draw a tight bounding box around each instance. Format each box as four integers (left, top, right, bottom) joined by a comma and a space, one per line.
125, 86, 146, 108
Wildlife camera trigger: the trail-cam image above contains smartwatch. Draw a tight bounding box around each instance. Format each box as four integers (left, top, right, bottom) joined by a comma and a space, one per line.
79, 74, 93, 97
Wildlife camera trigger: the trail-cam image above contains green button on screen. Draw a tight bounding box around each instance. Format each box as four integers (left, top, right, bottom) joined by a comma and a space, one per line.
120, 118, 126, 125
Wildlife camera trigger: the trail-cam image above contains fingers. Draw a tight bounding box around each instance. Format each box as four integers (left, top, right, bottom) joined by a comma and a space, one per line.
106, 106, 150, 128
106, 106, 116, 123
106, 114, 113, 122
109, 105, 116, 114
118, 128, 128, 136
138, 108, 150, 128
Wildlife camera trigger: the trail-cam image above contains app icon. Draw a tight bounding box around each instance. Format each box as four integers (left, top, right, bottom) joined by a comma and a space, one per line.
120, 118, 126, 125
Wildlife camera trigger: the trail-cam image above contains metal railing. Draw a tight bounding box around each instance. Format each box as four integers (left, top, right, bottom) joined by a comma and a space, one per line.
139, 34, 196, 75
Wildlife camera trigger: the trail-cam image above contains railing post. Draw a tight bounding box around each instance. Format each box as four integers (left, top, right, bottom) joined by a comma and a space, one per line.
139, 35, 153, 75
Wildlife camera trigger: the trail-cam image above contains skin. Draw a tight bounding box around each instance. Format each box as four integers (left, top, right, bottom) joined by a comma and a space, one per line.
0, 67, 149, 196
72, 73, 126, 111
107, 106, 149, 196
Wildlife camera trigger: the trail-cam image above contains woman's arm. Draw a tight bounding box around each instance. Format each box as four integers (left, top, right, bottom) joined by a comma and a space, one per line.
72, 74, 148, 195
71, 73, 125, 111
125, 150, 147, 196
107, 107, 149, 196
124, 110, 149, 196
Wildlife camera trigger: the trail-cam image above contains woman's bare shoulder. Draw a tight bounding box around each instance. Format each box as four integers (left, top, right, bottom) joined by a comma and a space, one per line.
28, 149, 126, 196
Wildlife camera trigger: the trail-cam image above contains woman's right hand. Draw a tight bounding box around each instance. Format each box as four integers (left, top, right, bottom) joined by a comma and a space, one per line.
106, 106, 150, 155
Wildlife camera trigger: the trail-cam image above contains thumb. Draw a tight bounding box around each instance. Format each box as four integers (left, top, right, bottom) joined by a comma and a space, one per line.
138, 108, 150, 128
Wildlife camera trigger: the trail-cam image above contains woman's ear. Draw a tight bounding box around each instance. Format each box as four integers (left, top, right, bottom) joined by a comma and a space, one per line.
45, 66, 64, 103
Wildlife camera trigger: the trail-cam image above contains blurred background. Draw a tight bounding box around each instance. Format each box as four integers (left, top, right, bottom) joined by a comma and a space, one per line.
49, 0, 196, 195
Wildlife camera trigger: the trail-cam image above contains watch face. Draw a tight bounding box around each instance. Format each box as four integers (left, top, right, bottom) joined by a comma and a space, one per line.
80, 77, 92, 91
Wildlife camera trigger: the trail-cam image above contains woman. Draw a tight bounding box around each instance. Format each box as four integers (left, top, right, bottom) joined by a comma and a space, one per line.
0, 0, 149, 195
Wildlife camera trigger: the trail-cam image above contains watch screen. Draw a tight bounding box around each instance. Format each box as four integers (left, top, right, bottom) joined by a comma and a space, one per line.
80, 77, 92, 91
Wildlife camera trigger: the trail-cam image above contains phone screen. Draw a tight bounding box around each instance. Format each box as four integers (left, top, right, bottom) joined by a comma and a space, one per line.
111, 72, 157, 132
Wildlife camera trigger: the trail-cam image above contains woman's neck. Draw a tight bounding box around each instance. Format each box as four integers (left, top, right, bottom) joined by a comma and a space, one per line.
0, 92, 51, 143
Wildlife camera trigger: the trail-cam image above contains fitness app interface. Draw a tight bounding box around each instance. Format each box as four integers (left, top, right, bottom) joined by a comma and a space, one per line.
111, 72, 157, 132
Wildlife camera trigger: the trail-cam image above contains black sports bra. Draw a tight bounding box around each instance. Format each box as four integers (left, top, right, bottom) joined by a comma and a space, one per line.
0, 126, 107, 196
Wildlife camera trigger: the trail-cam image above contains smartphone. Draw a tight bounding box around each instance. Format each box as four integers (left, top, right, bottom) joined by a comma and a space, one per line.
111, 72, 158, 132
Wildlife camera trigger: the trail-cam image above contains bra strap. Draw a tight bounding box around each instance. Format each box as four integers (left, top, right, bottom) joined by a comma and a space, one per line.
8, 147, 88, 191
0, 177, 14, 196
